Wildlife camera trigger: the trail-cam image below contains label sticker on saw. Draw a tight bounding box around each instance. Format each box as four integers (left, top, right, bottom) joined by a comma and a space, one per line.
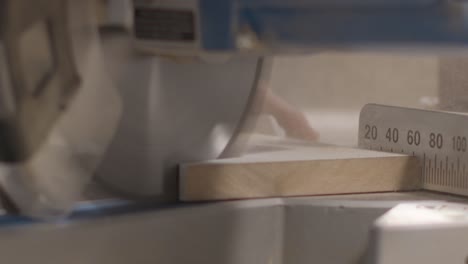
134, 8, 195, 42
359, 104, 468, 197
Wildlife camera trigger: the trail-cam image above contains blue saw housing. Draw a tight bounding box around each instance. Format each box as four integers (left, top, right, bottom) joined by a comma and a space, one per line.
198, 0, 468, 52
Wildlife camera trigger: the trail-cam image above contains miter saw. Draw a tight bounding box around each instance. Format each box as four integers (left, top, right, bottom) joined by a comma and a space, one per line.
2, 0, 468, 263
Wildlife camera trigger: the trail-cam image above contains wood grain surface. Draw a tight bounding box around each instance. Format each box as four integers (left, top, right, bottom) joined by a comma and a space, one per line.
180, 137, 422, 201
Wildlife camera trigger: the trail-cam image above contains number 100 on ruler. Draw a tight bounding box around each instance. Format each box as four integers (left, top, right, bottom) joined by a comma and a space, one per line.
359, 104, 468, 196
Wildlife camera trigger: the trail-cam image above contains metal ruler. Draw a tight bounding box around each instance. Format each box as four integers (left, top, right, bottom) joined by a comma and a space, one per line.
359, 104, 468, 196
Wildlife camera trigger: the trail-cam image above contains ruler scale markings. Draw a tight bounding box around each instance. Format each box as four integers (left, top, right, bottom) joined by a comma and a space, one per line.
464, 164, 467, 188
463, 163, 465, 189
447, 161, 451, 187
438, 155, 442, 185
459, 163, 461, 188
461, 158, 464, 188
442, 161, 445, 186
434, 154, 443, 184
457, 157, 460, 188
438, 159, 447, 185
462, 160, 464, 189
453, 163, 456, 188
453, 162, 456, 187
458, 162, 460, 188
359, 104, 468, 196
423, 153, 427, 181
432, 158, 435, 184
425, 157, 429, 183
439, 161, 445, 185
447, 162, 450, 187
461, 159, 463, 189
446, 162, 449, 187
455, 169, 457, 188
466, 165, 468, 189
455, 158, 457, 188
434, 154, 439, 185
459, 157, 461, 188
446, 156, 449, 186
450, 155, 453, 187
454, 163, 457, 188
446, 161, 448, 186
463, 164, 466, 188
452, 163, 455, 187
439, 163, 442, 185
430, 159, 433, 184
461, 164, 463, 189
451, 162, 455, 187
446, 159, 448, 187
427, 159, 431, 183
423, 152, 426, 174
423, 157, 427, 182
452, 162, 455, 187
431, 160, 434, 183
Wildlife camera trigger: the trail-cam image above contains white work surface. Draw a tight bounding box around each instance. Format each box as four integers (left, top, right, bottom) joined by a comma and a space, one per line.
0, 191, 464, 264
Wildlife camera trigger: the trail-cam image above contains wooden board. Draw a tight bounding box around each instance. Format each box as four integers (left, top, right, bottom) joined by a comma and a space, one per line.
179, 139, 422, 201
